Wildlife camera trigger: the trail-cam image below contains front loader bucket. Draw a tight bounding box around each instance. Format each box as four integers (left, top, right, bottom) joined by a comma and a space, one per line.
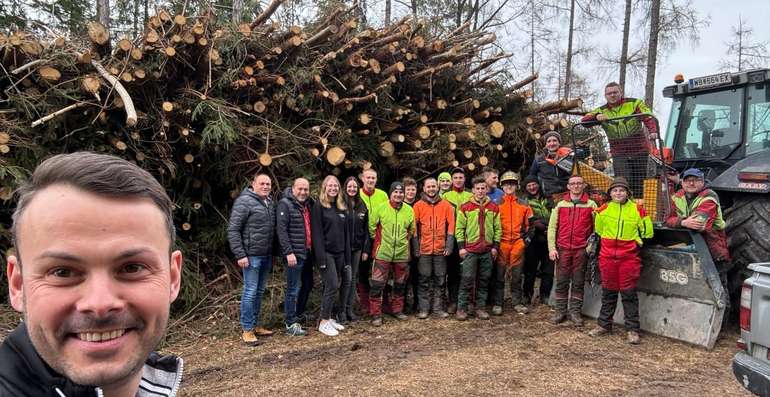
582, 227, 728, 349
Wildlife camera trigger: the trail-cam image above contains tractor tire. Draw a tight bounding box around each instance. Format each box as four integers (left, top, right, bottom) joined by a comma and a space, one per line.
725, 195, 770, 294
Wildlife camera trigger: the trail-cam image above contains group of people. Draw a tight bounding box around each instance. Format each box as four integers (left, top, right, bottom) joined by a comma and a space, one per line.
229, 81, 732, 346
0, 82, 735, 396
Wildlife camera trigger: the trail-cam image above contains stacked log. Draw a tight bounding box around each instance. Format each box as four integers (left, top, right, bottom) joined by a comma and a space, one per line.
0, 4, 583, 273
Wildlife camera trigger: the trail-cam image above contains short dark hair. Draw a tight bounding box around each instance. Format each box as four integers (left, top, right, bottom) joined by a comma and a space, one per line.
12, 152, 175, 250
482, 167, 498, 177
471, 175, 487, 186
403, 177, 417, 187
605, 82, 621, 90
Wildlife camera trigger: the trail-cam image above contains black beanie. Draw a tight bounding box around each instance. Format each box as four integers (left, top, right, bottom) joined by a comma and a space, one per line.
389, 181, 404, 195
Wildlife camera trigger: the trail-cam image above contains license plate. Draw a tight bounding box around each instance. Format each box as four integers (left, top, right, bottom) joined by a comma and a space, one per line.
738, 182, 768, 190
688, 72, 732, 90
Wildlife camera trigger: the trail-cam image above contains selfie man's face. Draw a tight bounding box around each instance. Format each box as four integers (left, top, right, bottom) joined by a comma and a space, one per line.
7, 185, 182, 389
362, 170, 377, 190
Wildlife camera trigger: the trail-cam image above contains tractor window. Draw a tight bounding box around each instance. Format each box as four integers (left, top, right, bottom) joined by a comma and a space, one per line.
673, 88, 744, 160
746, 84, 770, 155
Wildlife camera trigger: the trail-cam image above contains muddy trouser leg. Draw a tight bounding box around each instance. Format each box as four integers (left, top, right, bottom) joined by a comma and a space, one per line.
475, 253, 494, 308
492, 261, 506, 307
296, 252, 314, 319
522, 242, 540, 303
417, 255, 433, 313
510, 264, 524, 306
620, 289, 640, 332
458, 253, 479, 310
569, 249, 587, 315
447, 250, 462, 305
410, 258, 420, 312
554, 249, 572, 314
369, 260, 392, 317
345, 250, 362, 316
598, 288, 619, 330
432, 256, 447, 312
357, 257, 372, 314
391, 262, 410, 314
319, 254, 341, 320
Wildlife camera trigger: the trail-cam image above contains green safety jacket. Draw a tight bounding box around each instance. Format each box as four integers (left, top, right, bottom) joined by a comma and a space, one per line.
359, 188, 388, 213
456, 196, 502, 254
582, 97, 657, 139
369, 201, 415, 262
443, 188, 473, 210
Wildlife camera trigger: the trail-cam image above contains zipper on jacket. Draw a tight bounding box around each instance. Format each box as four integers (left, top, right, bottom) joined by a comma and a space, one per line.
431, 203, 437, 254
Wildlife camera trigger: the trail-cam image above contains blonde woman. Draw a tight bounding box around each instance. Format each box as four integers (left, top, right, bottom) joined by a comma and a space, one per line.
311, 175, 351, 336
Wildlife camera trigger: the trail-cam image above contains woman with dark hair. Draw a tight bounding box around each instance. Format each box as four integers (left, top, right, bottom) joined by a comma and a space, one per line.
341, 176, 370, 322
311, 175, 351, 336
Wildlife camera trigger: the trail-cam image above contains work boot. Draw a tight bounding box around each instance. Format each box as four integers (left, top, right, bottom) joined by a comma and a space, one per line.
476, 310, 490, 320
588, 325, 611, 337
550, 312, 567, 325
241, 330, 261, 346
371, 317, 383, 327
447, 303, 457, 314
434, 310, 449, 318
569, 312, 584, 327
627, 331, 641, 345
417, 311, 429, 319
514, 304, 529, 314
394, 312, 409, 321
253, 327, 273, 337
455, 309, 468, 321
492, 305, 503, 316
346, 309, 359, 322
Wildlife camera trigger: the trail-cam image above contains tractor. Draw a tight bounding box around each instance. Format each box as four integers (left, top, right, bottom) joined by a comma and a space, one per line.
567, 68, 770, 349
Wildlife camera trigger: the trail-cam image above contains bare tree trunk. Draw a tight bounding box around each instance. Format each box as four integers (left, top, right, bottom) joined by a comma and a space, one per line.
530, 0, 536, 101
384, 0, 391, 25
232, 0, 243, 24
456, 0, 466, 27
619, 0, 632, 91
96, 0, 110, 30
144, 0, 149, 32
411, 0, 417, 19
644, 0, 661, 107
564, 0, 575, 99
133, 0, 139, 36
737, 16, 744, 71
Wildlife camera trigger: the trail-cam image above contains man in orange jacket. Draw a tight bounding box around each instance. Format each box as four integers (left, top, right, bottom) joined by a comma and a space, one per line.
491, 171, 533, 315
412, 177, 456, 319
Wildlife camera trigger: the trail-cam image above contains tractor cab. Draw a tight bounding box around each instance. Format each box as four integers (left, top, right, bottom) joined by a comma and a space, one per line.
662, 69, 770, 181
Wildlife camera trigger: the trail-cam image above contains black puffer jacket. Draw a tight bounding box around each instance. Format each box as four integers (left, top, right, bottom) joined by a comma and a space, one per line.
345, 197, 370, 253
528, 153, 570, 196
276, 187, 313, 260
0, 324, 183, 397
227, 186, 275, 259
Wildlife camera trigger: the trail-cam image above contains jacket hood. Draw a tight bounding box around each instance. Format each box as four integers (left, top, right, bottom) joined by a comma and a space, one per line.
420, 192, 442, 204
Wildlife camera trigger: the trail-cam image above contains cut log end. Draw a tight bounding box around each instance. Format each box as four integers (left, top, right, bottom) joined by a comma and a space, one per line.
326, 146, 346, 166
259, 152, 273, 167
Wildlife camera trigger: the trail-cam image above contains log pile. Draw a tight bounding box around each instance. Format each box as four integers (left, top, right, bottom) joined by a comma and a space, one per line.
0, 3, 583, 281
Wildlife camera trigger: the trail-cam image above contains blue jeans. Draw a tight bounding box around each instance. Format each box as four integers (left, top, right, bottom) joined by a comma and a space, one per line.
240, 256, 272, 331
284, 257, 305, 326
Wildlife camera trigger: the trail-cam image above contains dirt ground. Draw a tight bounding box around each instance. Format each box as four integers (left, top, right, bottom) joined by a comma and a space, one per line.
168, 304, 750, 397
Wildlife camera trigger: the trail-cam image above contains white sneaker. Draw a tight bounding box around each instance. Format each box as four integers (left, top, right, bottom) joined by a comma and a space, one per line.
330, 319, 345, 331
318, 320, 339, 336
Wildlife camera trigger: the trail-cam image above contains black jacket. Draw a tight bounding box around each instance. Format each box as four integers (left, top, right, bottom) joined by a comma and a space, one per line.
311, 200, 350, 268
227, 187, 275, 259
345, 198, 370, 253
276, 187, 313, 260
0, 324, 183, 397
528, 153, 570, 196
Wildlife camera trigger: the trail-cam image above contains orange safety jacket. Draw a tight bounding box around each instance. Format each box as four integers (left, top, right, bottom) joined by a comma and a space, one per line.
499, 194, 532, 244
412, 194, 456, 255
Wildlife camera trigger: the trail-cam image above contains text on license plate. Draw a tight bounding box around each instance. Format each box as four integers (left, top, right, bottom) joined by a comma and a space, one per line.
689, 73, 732, 90
738, 182, 768, 190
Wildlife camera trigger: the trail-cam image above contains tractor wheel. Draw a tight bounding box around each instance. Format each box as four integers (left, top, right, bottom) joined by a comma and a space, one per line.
725, 194, 770, 292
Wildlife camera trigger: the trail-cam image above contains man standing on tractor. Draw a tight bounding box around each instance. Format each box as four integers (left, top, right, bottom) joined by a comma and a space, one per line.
590, 177, 653, 344
527, 131, 571, 201
491, 171, 532, 315
581, 82, 658, 198
455, 176, 502, 321
522, 175, 554, 306
443, 167, 474, 314
547, 175, 597, 326
665, 168, 731, 287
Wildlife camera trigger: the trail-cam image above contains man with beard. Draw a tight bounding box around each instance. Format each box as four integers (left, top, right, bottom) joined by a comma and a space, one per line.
522, 175, 554, 306
527, 131, 571, 201
412, 177, 455, 319
1, 152, 183, 397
